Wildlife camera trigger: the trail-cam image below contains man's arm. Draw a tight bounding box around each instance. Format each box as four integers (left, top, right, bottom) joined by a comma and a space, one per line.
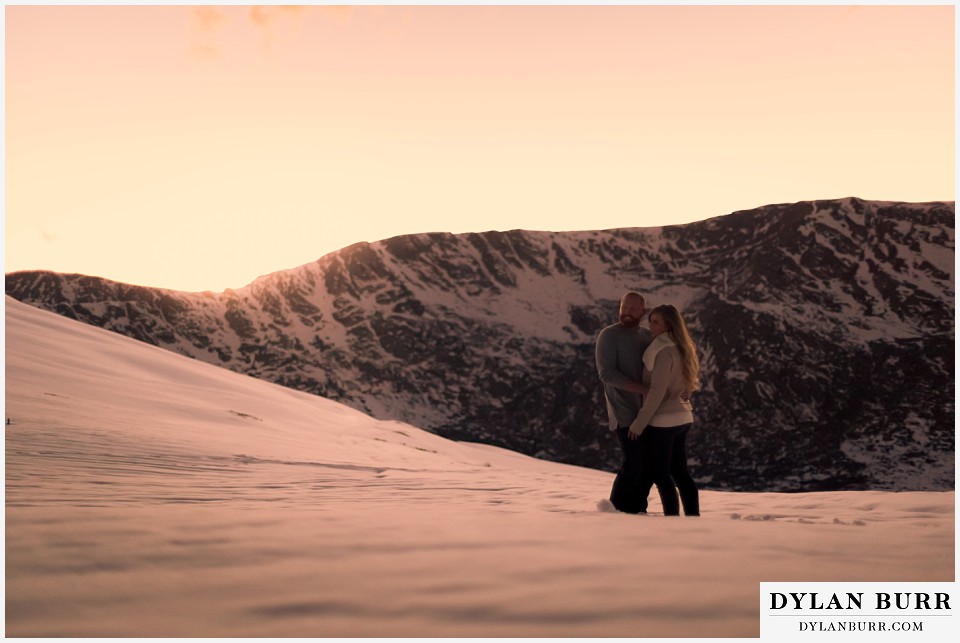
596, 330, 648, 394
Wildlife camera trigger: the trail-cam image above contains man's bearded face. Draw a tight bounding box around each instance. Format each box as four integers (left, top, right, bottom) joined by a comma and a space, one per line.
619, 297, 646, 328
619, 312, 641, 328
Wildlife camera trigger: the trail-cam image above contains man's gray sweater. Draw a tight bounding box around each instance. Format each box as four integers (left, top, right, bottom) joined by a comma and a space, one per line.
595, 323, 653, 431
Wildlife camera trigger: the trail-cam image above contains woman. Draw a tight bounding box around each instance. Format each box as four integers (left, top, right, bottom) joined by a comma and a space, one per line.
627, 304, 700, 516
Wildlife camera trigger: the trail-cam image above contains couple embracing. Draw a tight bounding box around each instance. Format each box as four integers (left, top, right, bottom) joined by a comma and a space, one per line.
595, 291, 701, 516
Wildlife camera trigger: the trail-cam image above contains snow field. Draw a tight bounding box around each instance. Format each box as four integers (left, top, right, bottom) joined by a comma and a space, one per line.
4, 296, 954, 637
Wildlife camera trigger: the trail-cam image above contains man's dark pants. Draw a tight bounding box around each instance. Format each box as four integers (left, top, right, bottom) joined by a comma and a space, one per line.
609, 426, 645, 513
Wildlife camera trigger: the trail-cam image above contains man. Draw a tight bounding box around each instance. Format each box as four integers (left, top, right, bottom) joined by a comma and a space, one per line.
596, 291, 651, 513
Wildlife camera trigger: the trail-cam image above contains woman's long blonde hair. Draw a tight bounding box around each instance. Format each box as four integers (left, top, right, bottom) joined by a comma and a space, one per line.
650, 304, 701, 392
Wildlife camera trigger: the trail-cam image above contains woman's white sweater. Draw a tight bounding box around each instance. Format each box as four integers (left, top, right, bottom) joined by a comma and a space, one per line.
629, 334, 694, 433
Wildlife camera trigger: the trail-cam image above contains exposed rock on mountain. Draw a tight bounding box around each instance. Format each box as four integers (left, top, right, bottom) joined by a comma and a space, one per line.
7, 198, 954, 491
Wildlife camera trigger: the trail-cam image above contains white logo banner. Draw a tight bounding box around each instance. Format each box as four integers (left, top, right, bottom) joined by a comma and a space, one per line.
761, 582, 956, 642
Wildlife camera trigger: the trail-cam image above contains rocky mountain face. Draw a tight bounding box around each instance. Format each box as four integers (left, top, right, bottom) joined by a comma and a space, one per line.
6, 198, 954, 491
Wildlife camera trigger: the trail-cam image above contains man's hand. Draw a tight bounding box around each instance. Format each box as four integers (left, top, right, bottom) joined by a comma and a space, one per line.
621, 380, 648, 395
680, 389, 693, 403
628, 423, 644, 440
636, 382, 650, 396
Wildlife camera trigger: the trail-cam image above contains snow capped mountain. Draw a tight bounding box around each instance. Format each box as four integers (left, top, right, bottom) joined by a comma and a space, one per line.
6, 198, 954, 491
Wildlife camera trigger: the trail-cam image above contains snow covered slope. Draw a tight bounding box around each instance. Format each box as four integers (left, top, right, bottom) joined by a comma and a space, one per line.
5, 198, 954, 490
4, 296, 954, 637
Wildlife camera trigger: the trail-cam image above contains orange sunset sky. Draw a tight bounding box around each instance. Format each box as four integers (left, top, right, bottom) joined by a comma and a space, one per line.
4, 4, 955, 293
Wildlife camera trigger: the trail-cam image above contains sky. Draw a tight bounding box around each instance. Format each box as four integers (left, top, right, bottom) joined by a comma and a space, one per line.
4, 3, 956, 292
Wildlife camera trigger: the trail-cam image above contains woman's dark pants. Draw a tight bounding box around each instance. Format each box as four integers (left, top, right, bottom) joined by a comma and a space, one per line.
637, 423, 700, 516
